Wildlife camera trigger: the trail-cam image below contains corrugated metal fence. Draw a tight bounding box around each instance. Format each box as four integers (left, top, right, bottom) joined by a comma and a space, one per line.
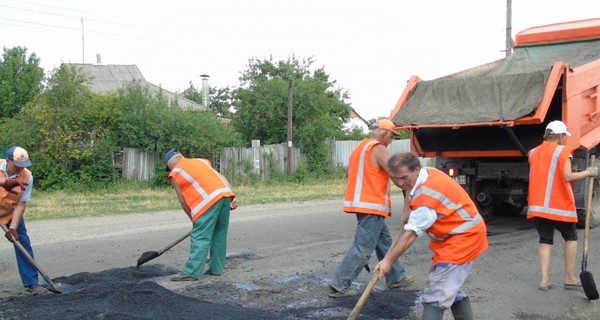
330, 139, 411, 168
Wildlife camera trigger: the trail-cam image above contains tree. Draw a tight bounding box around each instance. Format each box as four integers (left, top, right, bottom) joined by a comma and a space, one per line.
232, 56, 352, 174
181, 82, 233, 118
210, 86, 234, 118
0, 64, 122, 189
181, 81, 203, 105
113, 82, 242, 159
0, 46, 44, 118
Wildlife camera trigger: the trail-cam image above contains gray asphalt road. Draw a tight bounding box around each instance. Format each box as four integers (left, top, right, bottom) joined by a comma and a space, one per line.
1, 195, 600, 319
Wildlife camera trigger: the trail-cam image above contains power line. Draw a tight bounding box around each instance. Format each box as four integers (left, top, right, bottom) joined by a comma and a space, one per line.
3, 0, 196, 34
0, 3, 155, 30
0, 17, 141, 38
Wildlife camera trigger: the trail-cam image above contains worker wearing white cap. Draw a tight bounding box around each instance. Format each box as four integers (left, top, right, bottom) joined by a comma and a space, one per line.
527, 120, 598, 291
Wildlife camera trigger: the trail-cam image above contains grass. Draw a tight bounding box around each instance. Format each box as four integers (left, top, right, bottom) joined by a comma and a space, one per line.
26, 178, 352, 221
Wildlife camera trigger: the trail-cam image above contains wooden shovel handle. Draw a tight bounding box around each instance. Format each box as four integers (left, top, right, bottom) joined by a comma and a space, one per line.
1, 223, 60, 292
584, 155, 595, 262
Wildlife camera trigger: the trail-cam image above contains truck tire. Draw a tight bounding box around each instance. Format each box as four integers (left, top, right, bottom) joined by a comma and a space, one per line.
577, 178, 600, 229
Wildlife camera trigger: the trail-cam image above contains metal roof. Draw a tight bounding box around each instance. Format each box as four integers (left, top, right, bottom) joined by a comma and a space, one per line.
65, 63, 206, 110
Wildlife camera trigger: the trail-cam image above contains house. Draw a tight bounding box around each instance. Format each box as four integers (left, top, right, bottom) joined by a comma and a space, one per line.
64, 63, 205, 110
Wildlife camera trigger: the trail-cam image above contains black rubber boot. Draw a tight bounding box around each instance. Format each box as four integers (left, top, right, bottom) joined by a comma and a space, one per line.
450, 296, 473, 320
422, 303, 444, 320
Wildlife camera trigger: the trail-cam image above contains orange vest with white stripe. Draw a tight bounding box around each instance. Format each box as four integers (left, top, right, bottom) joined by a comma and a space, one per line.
527, 141, 577, 222
168, 158, 235, 222
343, 138, 392, 217
0, 159, 32, 225
410, 168, 488, 265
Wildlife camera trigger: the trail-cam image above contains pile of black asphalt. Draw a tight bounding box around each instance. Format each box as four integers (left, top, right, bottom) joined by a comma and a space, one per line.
0, 265, 417, 320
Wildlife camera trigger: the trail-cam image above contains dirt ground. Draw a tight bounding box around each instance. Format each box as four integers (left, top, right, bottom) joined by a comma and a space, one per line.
1, 195, 600, 319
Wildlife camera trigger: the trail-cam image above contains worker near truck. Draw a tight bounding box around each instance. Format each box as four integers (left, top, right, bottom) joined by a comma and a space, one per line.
1, 146, 45, 294
527, 120, 598, 291
329, 119, 414, 298
376, 152, 488, 320
165, 149, 238, 281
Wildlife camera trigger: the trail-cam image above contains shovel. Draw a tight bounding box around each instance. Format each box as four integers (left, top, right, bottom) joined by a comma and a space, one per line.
137, 231, 191, 267
581, 155, 599, 300
1, 223, 74, 294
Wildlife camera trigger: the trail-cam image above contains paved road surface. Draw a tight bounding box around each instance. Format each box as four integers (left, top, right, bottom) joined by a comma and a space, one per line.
1, 195, 599, 319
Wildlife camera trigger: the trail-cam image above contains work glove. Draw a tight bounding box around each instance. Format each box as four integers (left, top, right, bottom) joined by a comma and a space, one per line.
4, 227, 18, 242
586, 166, 599, 178
2, 179, 27, 192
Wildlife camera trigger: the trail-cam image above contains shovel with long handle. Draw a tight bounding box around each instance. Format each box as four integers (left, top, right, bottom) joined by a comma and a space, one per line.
1, 223, 72, 294
581, 155, 599, 300
137, 230, 191, 267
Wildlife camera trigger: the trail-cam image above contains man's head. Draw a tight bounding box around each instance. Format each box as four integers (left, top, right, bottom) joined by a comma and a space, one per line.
6, 146, 31, 169
388, 152, 421, 192
544, 120, 570, 143
165, 149, 184, 170
372, 119, 399, 145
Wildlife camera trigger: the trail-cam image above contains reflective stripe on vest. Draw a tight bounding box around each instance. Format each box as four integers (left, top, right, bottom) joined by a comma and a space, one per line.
414, 185, 483, 241
527, 144, 577, 220
171, 159, 233, 220
343, 140, 391, 215
0, 159, 31, 225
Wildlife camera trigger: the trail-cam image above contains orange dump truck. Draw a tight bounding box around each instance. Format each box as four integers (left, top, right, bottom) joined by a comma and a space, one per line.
390, 18, 600, 226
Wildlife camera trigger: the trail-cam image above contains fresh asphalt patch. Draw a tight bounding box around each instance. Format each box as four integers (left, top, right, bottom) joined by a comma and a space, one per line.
0, 262, 419, 319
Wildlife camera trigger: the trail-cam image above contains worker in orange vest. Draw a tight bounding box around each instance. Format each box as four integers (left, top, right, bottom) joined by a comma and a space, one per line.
1, 146, 45, 294
165, 149, 238, 281
527, 120, 598, 291
376, 152, 488, 320
329, 119, 414, 298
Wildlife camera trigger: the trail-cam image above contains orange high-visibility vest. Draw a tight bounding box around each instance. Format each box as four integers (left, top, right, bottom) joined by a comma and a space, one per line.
343, 138, 392, 217
168, 158, 234, 222
527, 141, 577, 222
0, 159, 32, 225
410, 168, 488, 266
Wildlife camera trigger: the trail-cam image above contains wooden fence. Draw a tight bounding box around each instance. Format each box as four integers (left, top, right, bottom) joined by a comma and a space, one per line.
117, 139, 419, 183
218, 138, 413, 184
115, 147, 156, 181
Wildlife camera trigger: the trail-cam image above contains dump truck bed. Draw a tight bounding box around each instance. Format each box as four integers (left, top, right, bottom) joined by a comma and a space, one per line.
391, 39, 600, 126
391, 18, 600, 158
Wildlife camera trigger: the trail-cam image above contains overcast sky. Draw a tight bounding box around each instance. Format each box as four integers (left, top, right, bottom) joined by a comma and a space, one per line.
2, 0, 600, 121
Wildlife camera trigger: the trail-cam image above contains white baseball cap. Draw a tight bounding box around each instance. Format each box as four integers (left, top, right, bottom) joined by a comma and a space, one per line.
546, 120, 571, 136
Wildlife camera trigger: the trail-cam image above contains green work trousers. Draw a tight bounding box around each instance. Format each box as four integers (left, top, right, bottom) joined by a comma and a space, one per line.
183, 197, 231, 278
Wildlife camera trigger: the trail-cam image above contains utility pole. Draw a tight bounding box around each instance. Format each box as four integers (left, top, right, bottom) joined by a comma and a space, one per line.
505, 0, 513, 57
81, 17, 85, 63
287, 75, 293, 175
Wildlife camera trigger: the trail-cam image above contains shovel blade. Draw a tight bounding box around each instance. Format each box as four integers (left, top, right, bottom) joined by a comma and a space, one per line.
580, 270, 599, 300
137, 251, 159, 267
46, 282, 76, 294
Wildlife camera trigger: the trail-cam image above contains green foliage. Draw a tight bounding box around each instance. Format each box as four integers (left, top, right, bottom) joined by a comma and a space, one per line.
181, 81, 203, 104
232, 56, 351, 175
209, 86, 234, 118
7, 65, 122, 190
181, 82, 233, 118
113, 82, 243, 159
0, 46, 44, 119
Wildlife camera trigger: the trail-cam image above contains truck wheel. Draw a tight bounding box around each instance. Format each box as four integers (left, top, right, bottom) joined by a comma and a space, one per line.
577, 179, 600, 229
478, 204, 494, 218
